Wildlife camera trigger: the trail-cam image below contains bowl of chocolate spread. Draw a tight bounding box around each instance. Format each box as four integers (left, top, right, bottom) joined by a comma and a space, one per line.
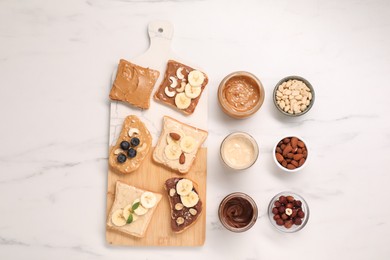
218, 192, 258, 232
218, 71, 265, 119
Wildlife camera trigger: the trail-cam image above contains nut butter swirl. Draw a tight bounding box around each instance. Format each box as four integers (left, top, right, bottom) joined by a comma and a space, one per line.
223, 76, 260, 112
222, 197, 254, 228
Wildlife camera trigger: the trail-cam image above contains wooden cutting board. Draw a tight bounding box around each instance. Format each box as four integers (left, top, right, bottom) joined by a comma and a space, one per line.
106, 21, 207, 246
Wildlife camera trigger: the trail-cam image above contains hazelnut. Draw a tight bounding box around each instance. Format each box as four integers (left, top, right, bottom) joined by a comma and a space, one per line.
284, 220, 293, 229
281, 213, 288, 220
272, 207, 279, 214
278, 206, 286, 213
274, 201, 281, 207
286, 196, 294, 202
285, 208, 293, 216
276, 219, 284, 226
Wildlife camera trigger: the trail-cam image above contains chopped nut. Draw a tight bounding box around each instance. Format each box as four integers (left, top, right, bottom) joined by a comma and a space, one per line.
176, 217, 184, 225
175, 203, 184, 211
189, 208, 197, 216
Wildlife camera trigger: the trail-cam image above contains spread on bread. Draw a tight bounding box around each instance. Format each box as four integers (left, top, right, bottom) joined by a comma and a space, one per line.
109, 115, 152, 174
164, 178, 202, 233
154, 60, 208, 115
107, 181, 162, 238
110, 59, 160, 109
152, 116, 208, 174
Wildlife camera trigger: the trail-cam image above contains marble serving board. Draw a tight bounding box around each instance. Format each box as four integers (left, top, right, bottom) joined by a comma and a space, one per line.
106, 21, 207, 246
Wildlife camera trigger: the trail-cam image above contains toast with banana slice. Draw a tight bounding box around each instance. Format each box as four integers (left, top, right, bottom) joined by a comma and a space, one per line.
152, 116, 208, 174
153, 60, 208, 115
164, 177, 202, 233
107, 181, 162, 238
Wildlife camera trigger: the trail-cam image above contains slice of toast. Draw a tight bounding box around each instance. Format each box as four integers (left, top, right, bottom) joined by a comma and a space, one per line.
152, 116, 208, 174
164, 177, 202, 233
154, 60, 208, 115
106, 181, 162, 238
109, 115, 152, 174
110, 59, 160, 109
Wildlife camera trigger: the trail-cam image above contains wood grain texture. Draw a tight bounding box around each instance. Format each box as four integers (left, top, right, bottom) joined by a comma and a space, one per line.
106, 147, 207, 246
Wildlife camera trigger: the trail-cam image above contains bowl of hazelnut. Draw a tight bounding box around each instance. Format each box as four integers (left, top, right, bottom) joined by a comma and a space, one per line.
273, 76, 315, 116
273, 136, 308, 173
268, 191, 309, 233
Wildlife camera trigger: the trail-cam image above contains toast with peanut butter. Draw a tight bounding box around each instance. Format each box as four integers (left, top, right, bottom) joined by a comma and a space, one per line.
109, 115, 152, 174
110, 59, 160, 109
154, 60, 208, 115
164, 177, 202, 233
152, 116, 208, 174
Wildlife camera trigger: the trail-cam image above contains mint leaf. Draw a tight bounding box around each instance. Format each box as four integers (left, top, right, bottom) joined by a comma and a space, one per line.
126, 214, 133, 224
132, 202, 140, 211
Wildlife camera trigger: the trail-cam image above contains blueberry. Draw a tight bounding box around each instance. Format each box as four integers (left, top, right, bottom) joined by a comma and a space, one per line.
130, 137, 140, 147
127, 148, 137, 158
117, 153, 127, 163
120, 141, 130, 150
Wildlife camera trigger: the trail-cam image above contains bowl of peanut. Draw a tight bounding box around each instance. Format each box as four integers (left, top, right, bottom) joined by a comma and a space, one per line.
273, 76, 315, 116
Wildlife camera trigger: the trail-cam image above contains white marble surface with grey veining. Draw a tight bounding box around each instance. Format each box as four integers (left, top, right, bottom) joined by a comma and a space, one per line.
1, 0, 390, 259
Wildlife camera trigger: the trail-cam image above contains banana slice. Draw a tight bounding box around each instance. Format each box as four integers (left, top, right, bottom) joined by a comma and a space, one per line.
140, 191, 157, 209
188, 70, 205, 87
132, 198, 149, 216
169, 76, 178, 88
164, 143, 182, 160
180, 136, 197, 153
176, 82, 186, 93
174, 93, 191, 110
185, 83, 201, 99
176, 179, 193, 196
164, 86, 176, 97
111, 209, 127, 227
181, 191, 199, 208
176, 67, 185, 80
123, 204, 140, 221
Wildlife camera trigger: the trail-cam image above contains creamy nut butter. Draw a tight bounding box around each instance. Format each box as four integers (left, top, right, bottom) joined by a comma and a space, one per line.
220, 132, 259, 170
218, 71, 265, 119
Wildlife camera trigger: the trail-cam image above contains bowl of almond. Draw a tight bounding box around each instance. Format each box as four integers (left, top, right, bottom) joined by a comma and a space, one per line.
273, 76, 315, 116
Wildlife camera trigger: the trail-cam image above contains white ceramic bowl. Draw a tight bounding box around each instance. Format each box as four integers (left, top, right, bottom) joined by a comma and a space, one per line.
273, 136, 309, 173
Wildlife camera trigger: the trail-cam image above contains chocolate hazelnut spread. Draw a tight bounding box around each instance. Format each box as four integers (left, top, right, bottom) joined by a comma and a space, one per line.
110, 59, 160, 109
222, 197, 254, 228
154, 60, 208, 115
223, 76, 260, 112
218, 192, 258, 232
165, 177, 202, 233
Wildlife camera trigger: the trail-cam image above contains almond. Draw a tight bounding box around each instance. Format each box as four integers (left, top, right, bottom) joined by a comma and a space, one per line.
298, 158, 306, 166
287, 164, 296, 170
169, 132, 181, 141
297, 141, 305, 148
282, 145, 292, 156
293, 154, 303, 161
275, 153, 284, 163
179, 153, 185, 164
291, 137, 298, 148
291, 160, 299, 167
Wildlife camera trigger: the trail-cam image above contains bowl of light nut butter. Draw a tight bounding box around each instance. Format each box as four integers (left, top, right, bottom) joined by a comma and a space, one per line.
218, 71, 265, 119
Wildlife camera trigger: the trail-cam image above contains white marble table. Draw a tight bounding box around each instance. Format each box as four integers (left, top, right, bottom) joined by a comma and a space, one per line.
1, 0, 389, 259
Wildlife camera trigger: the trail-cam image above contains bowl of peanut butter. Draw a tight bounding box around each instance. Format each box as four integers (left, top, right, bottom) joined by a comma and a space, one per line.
218, 71, 265, 119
